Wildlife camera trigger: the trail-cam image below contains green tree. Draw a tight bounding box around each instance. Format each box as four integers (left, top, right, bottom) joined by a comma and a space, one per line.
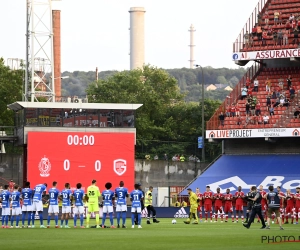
0, 58, 23, 126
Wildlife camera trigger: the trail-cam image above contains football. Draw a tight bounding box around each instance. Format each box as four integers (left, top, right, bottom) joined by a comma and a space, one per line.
172, 219, 177, 224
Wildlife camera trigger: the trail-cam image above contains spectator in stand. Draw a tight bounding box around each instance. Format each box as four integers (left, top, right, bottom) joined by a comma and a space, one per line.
273, 97, 280, 108
253, 78, 259, 92
289, 85, 295, 101
266, 95, 271, 110
219, 112, 225, 127
289, 14, 295, 23
287, 75, 292, 90
293, 28, 299, 45
248, 87, 253, 97
241, 85, 248, 100
235, 105, 240, 117
250, 101, 256, 116
263, 113, 269, 124
298, 18, 300, 31
246, 77, 251, 89
255, 101, 261, 116
244, 31, 250, 48
252, 25, 257, 38
230, 104, 236, 117
273, 30, 278, 45
283, 98, 290, 107
257, 114, 263, 125
271, 88, 277, 99
237, 115, 242, 126
249, 34, 254, 47
252, 115, 258, 125
267, 25, 273, 36
226, 104, 231, 117
265, 77, 271, 92
278, 12, 283, 25
279, 97, 285, 107
285, 20, 291, 35
278, 76, 284, 90
264, 11, 269, 25
244, 114, 251, 127
257, 25, 262, 40
252, 96, 257, 105
247, 95, 253, 104
269, 105, 275, 116
283, 31, 289, 45
274, 10, 280, 26
294, 108, 300, 119
245, 102, 250, 116
262, 30, 268, 46
292, 19, 297, 30
277, 29, 283, 46
257, 12, 262, 24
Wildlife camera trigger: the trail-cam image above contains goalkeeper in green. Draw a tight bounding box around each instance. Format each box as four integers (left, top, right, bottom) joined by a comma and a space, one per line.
184, 188, 199, 224
86, 180, 101, 228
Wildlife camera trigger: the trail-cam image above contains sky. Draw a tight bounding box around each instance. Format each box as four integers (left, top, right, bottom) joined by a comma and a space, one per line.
0, 0, 259, 72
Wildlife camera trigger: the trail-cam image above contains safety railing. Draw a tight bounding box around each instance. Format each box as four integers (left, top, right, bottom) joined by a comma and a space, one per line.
206, 62, 262, 130
0, 126, 17, 137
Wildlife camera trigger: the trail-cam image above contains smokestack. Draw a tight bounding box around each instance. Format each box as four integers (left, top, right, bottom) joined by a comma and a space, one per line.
96, 67, 98, 81
129, 7, 145, 70
52, 6, 61, 99
188, 24, 196, 69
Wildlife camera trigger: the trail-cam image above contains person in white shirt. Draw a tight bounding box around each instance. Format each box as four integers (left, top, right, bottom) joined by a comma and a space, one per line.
253, 78, 259, 92
263, 114, 269, 124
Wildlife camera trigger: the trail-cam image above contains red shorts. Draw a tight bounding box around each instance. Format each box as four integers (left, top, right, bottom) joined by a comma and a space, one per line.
224, 205, 233, 214
197, 205, 202, 212
261, 203, 267, 211
296, 206, 300, 213
204, 204, 212, 212
285, 206, 294, 214
214, 206, 223, 212
280, 208, 284, 214
235, 204, 243, 211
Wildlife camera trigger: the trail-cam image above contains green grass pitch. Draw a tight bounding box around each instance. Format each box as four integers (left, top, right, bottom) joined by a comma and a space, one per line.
1, 219, 300, 250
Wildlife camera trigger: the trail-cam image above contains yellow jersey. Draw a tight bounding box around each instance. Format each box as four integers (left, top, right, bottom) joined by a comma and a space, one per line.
87, 185, 101, 204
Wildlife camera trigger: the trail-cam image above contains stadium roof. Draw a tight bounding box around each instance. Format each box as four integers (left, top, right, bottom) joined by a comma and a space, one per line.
7, 101, 143, 112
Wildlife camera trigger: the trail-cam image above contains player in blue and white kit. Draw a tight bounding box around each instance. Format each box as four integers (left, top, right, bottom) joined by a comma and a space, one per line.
102, 182, 115, 228
32, 183, 47, 228
21, 182, 33, 228
115, 181, 128, 228
47, 181, 60, 228
11, 185, 22, 228
130, 184, 144, 228
73, 183, 85, 228
0, 185, 11, 228
60, 182, 72, 228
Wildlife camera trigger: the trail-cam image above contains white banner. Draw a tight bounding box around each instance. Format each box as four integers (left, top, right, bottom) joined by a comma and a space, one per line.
232, 48, 300, 61
206, 128, 300, 139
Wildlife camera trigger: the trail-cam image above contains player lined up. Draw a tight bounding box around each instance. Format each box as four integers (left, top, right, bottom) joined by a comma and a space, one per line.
0, 180, 144, 229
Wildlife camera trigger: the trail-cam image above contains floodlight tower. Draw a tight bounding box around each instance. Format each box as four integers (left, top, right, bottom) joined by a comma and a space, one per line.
188, 24, 196, 69
25, 0, 55, 102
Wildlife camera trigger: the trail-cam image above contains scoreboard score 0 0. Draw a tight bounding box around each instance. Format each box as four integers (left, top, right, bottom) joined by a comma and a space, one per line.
27, 132, 135, 190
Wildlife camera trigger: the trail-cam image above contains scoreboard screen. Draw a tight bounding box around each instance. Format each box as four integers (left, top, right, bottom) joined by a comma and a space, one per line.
27, 132, 135, 191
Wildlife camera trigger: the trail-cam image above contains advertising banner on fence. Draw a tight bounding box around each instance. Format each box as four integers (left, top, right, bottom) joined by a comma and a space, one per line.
232, 48, 300, 61
206, 128, 300, 139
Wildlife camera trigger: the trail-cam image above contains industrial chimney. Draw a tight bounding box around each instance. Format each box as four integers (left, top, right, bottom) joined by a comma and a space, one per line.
129, 7, 145, 70
188, 24, 196, 69
52, 3, 61, 100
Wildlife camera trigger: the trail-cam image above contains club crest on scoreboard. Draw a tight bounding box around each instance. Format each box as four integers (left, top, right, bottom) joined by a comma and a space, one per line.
38, 156, 51, 177
113, 159, 126, 176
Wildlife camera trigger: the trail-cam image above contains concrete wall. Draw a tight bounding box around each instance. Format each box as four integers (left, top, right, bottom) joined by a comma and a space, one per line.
134, 159, 209, 187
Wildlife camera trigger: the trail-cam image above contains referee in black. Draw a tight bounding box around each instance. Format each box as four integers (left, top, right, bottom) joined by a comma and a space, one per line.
243, 186, 266, 229
244, 188, 253, 223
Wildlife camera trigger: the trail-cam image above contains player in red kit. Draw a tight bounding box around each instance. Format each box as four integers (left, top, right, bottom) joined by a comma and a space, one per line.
234, 186, 245, 222
294, 187, 300, 224
203, 186, 213, 223
284, 189, 295, 224
258, 185, 267, 223
213, 187, 224, 222
223, 188, 234, 222
195, 188, 203, 222
277, 186, 285, 223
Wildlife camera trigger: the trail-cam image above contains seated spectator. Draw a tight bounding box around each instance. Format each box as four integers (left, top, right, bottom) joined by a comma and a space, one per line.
226, 104, 231, 117
255, 101, 261, 116
269, 105, 274, 116
277, 29, 283, 45
290, 85, 295, 100
230, 104, 236, 117
245, 102, 250, 115
287, 75, 292, 90
279, 90, 285, 99
241, 85, 248, 100
263, 114, 269, 124
273, 97, 280, 108
219, 112, 225, 126
294, 108, 300, 118
253, 78, 259, 92
278, 76, 284, 90
266, 95, 271, 110
265, 77, 271, 92
283, 98, 290, 107
250, 101, 256, 116
279, 97, 285, 107
273, 30, 278, 45
235, 105, 240, 117
293, 28, 299, 45
283, 31, 289, 45
257, 114, 263, 124
289, 14, 295, 23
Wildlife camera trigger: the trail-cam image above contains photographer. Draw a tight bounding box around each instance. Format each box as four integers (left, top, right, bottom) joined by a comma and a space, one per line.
243, 186, 266, 229
244, 189, 253, 223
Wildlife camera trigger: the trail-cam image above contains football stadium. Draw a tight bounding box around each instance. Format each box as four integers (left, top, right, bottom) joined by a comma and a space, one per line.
1, 0, 300, 249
